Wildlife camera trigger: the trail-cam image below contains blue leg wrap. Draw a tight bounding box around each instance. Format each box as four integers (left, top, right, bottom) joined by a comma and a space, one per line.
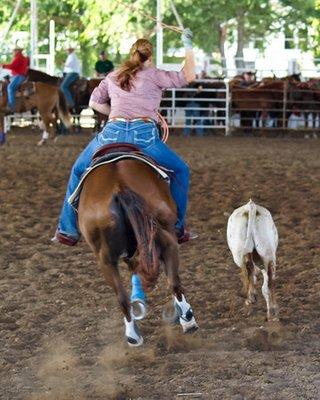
0, 133, 6, 145
130, 274, 146, 303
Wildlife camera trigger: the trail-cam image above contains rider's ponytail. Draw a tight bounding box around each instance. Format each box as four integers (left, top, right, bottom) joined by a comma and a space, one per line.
116, 39, 153, 91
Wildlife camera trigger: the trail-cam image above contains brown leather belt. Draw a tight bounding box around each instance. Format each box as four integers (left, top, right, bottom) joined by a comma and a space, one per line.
108, 117, 156, 124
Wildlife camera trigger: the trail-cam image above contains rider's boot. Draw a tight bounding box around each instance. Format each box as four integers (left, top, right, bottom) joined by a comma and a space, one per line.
51, 230, 79, 246
176, 226, 198, 244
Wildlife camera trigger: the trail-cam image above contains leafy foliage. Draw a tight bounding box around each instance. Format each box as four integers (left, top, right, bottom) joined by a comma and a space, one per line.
0, 0, 319, 74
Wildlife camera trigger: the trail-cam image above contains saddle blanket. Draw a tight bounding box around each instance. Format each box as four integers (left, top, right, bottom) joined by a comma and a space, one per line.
68, 152, 171, 211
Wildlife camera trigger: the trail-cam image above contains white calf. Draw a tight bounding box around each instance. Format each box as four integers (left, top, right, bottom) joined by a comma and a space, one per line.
227, 200, 279, 321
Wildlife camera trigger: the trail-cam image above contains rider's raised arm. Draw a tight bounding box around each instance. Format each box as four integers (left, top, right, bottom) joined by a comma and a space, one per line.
152, 29, 195, 88
183, 48, 196, 83
89, 78, 110, 115
152, 68, 187, 89
181, 29, 196, 83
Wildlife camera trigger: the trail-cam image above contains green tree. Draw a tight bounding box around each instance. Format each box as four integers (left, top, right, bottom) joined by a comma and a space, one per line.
1, 0, 319, 75
161, 0, 278, 72
279, 0, 319, 51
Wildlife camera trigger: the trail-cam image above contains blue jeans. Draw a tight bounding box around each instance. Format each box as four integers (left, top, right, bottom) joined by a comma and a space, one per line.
7, 75, 26, 110
60, 72, 79, 108
58, 120, 190, 239
183, 101, 204, 137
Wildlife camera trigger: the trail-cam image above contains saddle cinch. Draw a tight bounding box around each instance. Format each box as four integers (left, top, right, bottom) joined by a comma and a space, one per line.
68, 143, 172, 210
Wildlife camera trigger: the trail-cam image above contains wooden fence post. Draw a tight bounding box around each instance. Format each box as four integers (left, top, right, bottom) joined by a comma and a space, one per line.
282, 81, 288, 128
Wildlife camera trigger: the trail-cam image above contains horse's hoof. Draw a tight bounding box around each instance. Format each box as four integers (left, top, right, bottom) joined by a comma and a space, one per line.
245, 294, 257, 306
181, 316, 199, 334
162, 302, 180, 325
124, 317, 143, 347
177, 307, 199, 333
267, 315, 280, 323
126, 335, 144, 347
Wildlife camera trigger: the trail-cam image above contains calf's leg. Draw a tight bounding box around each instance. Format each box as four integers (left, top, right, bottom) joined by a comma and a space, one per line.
241, 253, 258, 305
261, 260, 279, 321
267, 261, 279, 321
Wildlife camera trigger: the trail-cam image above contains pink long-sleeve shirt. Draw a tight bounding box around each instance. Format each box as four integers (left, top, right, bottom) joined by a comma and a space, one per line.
90, 66, 187, 121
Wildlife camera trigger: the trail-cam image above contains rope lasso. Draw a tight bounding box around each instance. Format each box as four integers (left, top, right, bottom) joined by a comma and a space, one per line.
116, 0, 183, 33
157, 112, 169, 143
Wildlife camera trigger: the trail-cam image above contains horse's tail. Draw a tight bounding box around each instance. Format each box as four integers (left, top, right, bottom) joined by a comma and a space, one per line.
116, 189, 160, 291
57, 90, 72, 128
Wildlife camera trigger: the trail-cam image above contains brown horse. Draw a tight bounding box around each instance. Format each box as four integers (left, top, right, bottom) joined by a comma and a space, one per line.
27, 69, 107, 133
77, 158, 198, 346
0, 79, 71, 145
231, 81, 285, 128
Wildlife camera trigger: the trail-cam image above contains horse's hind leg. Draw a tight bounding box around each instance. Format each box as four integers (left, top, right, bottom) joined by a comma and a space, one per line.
130, 274, 147, 320
159, 229, 199, 333
123, 256, 147, 320
37, 112, 55, 146
97, 246, 143, 346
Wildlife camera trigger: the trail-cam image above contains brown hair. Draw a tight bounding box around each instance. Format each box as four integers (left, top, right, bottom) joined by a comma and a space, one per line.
116, 39, 153, 91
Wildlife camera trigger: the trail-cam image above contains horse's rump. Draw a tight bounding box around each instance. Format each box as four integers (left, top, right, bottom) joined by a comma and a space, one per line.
57, 89, 72, 127
32, 82, 71, 128
69, 150, 170, 210
78, 161, 176, 290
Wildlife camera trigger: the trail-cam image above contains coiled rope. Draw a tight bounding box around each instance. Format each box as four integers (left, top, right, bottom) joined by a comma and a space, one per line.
157, 112, 169, 143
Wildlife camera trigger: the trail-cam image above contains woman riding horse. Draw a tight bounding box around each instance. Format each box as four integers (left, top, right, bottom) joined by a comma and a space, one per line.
54, 31, 198, 346
53, 29, 196, 246
52, 29, 199, 346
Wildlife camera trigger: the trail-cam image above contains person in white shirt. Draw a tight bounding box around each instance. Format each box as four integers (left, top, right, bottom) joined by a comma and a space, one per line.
60, 47, 81, 109
288, 106, 305, 129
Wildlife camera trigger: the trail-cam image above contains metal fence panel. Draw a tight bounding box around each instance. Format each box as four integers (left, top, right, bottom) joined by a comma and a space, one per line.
159, 80, 229, 135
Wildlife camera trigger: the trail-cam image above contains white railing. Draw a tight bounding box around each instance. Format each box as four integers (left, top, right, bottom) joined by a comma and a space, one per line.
5, 82, 231, 136
7, 80, 320, 135
205, 67, 320, 79
159, 81, 230, 135
4, 112, 96, 132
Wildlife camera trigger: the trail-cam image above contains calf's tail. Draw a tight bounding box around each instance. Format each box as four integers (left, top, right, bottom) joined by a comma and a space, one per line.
243, 199, 256, 254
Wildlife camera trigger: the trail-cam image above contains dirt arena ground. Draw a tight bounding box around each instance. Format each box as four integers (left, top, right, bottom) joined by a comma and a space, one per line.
1, 130, 319, 400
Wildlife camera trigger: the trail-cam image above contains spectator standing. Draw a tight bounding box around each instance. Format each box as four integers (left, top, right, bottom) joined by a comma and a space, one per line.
183, 83, 205, 137
94, 51, 114, 77
288, 105, 305, 129
60, 47, 81, 109
1, 48, 29, 111
240, 71, 256, 88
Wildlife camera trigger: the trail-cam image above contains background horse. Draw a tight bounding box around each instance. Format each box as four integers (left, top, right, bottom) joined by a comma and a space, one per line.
77, 159, 198, 346
27, 69, 106, 133
0, 79, 71, 145
231, 81, 284, 129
